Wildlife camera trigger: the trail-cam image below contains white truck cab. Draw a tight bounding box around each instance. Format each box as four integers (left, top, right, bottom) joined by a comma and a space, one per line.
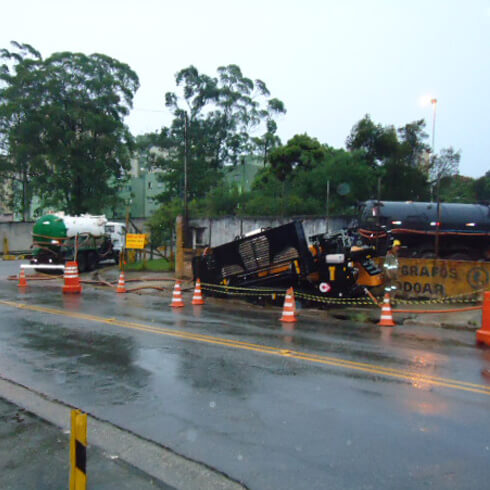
105, 222, 126, 252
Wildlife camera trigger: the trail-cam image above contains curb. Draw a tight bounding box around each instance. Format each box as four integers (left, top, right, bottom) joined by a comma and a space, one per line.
0, 376, 246, 490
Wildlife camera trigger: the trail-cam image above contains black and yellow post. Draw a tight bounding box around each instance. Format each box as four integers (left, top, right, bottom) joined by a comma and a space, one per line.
70, 409, 87, 490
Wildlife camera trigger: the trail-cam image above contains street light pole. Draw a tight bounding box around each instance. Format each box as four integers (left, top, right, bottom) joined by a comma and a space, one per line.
431, 98, 441, 258
431, 98, 437, 154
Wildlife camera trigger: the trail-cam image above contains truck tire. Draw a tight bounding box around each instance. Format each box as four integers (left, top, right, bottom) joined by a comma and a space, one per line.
77, 252, 88, 273
87, 252, 97, 271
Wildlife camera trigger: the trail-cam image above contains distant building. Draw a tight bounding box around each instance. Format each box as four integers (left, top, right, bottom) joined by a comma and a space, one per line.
110, 148, 166, 219
224, 156, 263, 193
114, 170, 164, 219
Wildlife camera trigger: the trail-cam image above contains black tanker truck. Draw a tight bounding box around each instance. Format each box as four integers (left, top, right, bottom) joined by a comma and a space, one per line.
358, 200, 490, 261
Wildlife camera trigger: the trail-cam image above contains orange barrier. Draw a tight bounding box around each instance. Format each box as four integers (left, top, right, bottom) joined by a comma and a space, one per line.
192, 279, 205, 305
171, 281, 185, 308
62, 262, 82, 294
378, 293, 396, 327
116, 272, 127, 294
280, 287, 297, 323
18, 269, 27, 288
476, 291, 490, 346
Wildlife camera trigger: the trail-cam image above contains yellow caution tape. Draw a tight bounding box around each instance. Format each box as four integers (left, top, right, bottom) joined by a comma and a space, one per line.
200, 281, 487, 307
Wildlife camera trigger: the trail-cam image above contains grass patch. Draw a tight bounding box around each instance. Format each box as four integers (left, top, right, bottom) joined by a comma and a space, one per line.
125, 257, 173, 272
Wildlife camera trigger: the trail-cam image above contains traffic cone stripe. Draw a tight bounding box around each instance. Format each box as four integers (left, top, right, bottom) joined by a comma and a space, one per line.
192, 280, 205, 306
18, 269, 27, 287
171, 281, 185, 308
63, 261, 82, 294
280, 288, 297, 323
378, 293, 395, 327
116, 272, 126, 293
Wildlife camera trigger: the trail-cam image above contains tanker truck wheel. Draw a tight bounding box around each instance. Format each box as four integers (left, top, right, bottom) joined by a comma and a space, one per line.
87, 252, 98, 271
77, 252, 88, 273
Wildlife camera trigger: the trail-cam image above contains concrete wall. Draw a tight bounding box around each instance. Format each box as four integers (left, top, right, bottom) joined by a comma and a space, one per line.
188, 216, 353, 248
1, 216, 351, 253
0, 221, 35, 253
0, 217, 139, 254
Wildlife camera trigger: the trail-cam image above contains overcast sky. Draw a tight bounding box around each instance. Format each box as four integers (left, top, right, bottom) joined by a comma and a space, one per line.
2, 0, 489, 177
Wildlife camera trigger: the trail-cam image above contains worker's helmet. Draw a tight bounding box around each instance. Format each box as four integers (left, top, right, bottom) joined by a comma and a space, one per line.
393, 239, 402, 247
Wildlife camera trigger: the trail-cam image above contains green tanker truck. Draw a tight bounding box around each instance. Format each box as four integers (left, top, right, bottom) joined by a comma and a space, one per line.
31, 213, 126, 272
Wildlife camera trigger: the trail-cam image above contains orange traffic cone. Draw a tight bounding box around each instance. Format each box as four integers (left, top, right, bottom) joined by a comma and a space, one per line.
171, 280, 185, 308
18, 268, 27, 287
62, 261, 82, 294
192, 279, 205, 305
378, 293, 396, 327
476, 291, 490, 346
280, 287, 297, 323
116, 271, 127, 293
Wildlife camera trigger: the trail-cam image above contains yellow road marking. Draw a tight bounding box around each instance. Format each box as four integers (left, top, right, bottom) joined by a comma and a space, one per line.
1, 299, 489, 396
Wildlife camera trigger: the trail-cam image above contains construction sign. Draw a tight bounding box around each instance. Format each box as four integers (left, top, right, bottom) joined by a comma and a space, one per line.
376, 258, 490, 298
125, 233, 147, 249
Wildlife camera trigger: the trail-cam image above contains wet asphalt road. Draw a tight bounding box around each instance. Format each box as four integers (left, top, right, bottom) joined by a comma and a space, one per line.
0, 261, 489, 489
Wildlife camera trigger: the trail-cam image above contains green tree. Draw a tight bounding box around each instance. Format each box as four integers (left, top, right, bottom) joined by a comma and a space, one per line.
268, 134, 326, 181
280, 148, 377, 215
439, 175, 476, 203
0, 42, 45, 220
251, 119, 282, 166
0, 42, 139, 215
200, 182, 244, 217
381, 161, 430, 201
347, 115, 431, 170
154, 64, 286, 204
430, 146, 461, 183
242, 167, 285, 215
245, 145, 377, 216
397, 119, 430, 167
147, 198, 183, 248
345, 114, 399, 166
474, 170, 490, 201
149, 118, 226, 203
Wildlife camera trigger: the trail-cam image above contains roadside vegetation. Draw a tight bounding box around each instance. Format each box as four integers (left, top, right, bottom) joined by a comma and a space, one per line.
1, 41, 489, 247
124, 257, 173, 273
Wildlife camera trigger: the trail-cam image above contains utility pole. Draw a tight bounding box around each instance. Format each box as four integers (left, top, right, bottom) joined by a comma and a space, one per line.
183, 111, 189, 248
325, 180, 330, 234
376, 177, 381, 253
